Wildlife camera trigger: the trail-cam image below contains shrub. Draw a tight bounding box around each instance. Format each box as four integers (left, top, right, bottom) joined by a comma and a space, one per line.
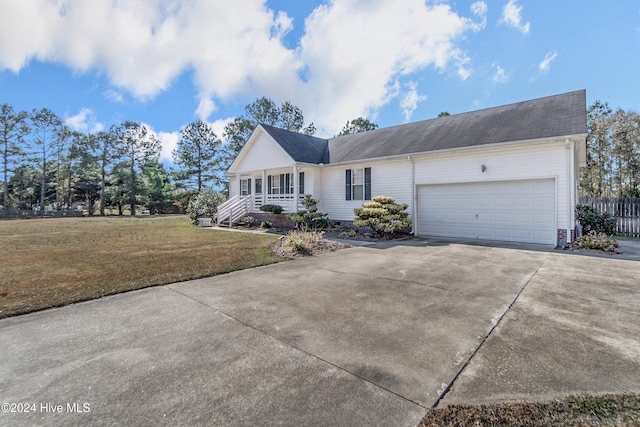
340, 229, 357, 238
238, 215, 255, 226
284, 230, 324, 253
315, 218, 331, 229
353, 195, 412, 237
572, 231, 620, 253
287, 195, 328, 231
186, 189, 227, 222
576, 205, 617, 235
260, 221, 272, 228
260, 204, 283, 214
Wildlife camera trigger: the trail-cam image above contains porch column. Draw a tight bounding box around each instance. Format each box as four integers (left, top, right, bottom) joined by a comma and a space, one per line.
293, 165, 299, 212
235, 174, 241, 197
262, 169, 267, 204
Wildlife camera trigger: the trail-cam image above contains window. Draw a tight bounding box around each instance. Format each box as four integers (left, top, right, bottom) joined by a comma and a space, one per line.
269, 174, 281, 195
299, 172, 305, 195
267, 173, 304, 195
240, 178, 251, 196
345, 167, 371, 200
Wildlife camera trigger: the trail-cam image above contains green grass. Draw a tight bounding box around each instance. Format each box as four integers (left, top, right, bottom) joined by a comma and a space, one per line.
0, 216, 283, 318
614, 235, 640, 242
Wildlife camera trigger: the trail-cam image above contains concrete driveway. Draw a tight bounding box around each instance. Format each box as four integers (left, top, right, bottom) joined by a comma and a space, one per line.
1, 238, 639, 426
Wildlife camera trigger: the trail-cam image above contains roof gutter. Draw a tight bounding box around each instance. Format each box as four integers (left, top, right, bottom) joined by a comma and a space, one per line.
324, 132, 588, 167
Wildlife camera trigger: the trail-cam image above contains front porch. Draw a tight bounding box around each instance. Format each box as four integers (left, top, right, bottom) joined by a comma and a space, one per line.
249, 193, 305, 213
216, 194, 305, 226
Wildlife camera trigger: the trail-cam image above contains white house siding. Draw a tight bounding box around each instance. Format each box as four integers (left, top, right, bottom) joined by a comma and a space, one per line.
299, 167, 320, 198
412, 140, 573, 243
319, 159, 413, 221
232, 131, 294, 173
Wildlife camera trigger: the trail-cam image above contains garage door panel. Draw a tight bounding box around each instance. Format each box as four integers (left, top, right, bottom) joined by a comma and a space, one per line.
534, 197, 554, 208
514, 229, 533, 240
495, 213, 511, 223
535, 214, 553, 224
495, 197, 512, 207
418, 179, 555, 244
495, 228, 513, 239
513, 197, 532, 208
513, 213, 532, 223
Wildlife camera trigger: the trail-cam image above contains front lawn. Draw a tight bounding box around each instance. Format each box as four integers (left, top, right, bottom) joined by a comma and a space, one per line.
0, 216, 283, 318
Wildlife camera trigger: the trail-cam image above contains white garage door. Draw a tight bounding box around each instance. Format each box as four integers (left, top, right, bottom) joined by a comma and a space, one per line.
417, 179, 555, 244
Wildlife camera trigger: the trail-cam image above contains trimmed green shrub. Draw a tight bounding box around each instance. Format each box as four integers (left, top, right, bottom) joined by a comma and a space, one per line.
353, 195, 412, 237
260, 221, 272, 228
576, 205, 617, 235
260, 204, 283, 214
287, 195, 328, 231
340, 229, 357, 238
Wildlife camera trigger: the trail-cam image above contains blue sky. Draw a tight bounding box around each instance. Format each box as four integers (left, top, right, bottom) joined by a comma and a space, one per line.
1, 0, 638, 162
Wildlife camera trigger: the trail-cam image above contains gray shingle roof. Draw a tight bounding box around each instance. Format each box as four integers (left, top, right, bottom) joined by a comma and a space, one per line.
261, 90, 586, 165
260, 124, 329, 164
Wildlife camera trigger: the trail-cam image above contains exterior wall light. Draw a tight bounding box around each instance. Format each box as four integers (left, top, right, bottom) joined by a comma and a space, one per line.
481, 164, 487, 172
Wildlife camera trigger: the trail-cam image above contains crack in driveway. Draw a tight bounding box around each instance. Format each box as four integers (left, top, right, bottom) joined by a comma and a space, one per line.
432, 251, 551, 407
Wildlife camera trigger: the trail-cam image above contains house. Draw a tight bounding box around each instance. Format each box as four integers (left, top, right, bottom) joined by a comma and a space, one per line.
222, 90, 587, 247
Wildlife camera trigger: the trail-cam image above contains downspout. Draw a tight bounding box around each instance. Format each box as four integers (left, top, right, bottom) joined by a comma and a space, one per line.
568, 139, 576, 244
409, 156, 416, 235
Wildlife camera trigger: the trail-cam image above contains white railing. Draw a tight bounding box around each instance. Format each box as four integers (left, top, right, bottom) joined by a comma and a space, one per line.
261, 195, 306, 212
216, 195, 252, 226
253, 195, 263, 211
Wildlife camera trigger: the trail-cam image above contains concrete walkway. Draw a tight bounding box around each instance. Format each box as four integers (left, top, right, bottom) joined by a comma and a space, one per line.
1, 238, 639, 426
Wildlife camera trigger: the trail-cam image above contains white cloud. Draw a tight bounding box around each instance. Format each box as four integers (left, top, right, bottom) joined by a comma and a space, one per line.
196, 97, 217, 122
492, 63, 509, 83
0, 0, 487, 134
298, 0, 481, 131
538, 52, 558, 73
400, 82, 427, 122
65, 108, 104, 133
104, 89, 124, 103
157, 130, 180, 162
209, 117, 234, 142
500, 0, 530, 33
470, 1, 488, 32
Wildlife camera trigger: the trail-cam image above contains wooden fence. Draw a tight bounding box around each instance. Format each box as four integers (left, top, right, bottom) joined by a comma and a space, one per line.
579, 197, 640, 238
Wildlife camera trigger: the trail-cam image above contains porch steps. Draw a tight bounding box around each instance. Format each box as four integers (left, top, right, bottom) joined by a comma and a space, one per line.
216, 195, 252, 226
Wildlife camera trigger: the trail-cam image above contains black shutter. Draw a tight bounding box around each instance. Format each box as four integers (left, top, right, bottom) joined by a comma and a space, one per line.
345, 169, 352, 200
267, 175, 272, 194
280, 174, 285, 194
247, 179, 251, 195
364, 167, 371, 200
299, 172, 305, 194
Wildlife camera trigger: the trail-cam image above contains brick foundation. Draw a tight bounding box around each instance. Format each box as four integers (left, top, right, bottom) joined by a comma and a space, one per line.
557, 229, 568, 248
250, 212, 296, 229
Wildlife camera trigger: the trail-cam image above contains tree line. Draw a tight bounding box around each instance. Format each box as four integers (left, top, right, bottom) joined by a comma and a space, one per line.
580, 101, 640, 197
0, 97, 377, 216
